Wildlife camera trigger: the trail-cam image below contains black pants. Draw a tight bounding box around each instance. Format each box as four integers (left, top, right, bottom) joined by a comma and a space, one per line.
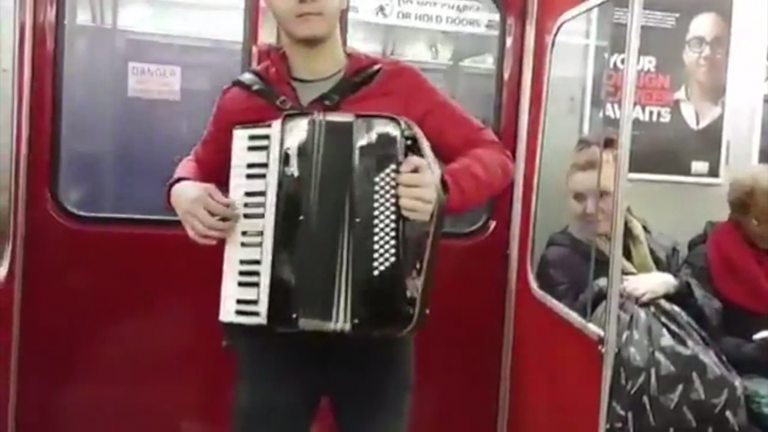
229, 329, 413, 432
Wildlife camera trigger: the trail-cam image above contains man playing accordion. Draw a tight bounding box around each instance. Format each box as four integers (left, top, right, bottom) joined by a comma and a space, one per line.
167, 0, 514, 431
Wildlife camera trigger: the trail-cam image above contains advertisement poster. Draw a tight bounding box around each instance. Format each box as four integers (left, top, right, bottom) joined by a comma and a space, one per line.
127, 61, 182, 101
601, 0, 733, 183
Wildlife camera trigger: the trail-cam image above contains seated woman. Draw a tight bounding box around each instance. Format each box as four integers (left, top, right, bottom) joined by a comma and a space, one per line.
682, 165, 768, 378
536, 136, 759, 430
680, 165, 768, 430
535, 134, 684, 319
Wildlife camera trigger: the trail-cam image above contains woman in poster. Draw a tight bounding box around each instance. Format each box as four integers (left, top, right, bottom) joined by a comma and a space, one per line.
628, 6, 731, 180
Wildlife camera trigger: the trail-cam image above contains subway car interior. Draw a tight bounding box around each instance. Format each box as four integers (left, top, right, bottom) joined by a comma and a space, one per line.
1, 0, 768, 431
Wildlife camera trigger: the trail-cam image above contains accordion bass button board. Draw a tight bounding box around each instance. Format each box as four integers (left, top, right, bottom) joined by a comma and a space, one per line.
220, 113, 444, 336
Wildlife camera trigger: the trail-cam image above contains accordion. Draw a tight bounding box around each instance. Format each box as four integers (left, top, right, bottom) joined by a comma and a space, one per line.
220, 112, 444, 336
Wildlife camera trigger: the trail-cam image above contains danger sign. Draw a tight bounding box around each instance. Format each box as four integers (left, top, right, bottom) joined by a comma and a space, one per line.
127, 62, 182, 101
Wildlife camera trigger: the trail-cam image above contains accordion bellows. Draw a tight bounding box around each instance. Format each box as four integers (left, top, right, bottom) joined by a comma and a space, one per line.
220, 113, 444, 337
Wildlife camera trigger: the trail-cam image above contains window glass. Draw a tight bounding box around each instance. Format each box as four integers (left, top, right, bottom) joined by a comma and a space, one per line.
531, 0, 762, 330
596, 1, 768, 429
530, 1, 620, 333
56, 0, 248, 218
257, 1, 278, 46
0, 0, 15, 260
345, 0, 501, 234
532, 0, 768, 426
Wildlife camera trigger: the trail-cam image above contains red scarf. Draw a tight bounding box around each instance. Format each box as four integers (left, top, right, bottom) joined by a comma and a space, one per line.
707, 220, 768, 315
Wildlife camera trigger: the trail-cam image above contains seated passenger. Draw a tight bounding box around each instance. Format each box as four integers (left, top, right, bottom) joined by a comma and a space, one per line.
535, 135, 683, 318
682, 165, 768, 378
680, 166, 768, 430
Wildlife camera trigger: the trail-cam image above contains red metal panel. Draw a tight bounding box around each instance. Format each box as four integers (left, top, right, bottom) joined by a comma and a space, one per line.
12, 0, 234, 429
0, 0, 31, 429
503, 0, 603, 431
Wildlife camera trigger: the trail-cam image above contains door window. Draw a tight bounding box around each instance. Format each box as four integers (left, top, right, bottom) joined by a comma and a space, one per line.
529, 0, 621, 335
345, 0, 503, 234
55, 0, 249, 219
531, 0, 768, 427
0, 0, 16, 266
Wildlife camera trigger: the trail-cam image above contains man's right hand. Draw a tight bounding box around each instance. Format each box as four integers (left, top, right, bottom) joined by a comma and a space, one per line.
170, 180, 238, 245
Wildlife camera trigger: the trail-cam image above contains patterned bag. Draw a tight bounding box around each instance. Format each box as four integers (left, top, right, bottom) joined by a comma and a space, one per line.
595, 299, 751, 431
744, 376, 768, 431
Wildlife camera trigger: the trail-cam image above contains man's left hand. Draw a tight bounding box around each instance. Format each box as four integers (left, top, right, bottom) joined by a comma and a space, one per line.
397, 155, 441, 221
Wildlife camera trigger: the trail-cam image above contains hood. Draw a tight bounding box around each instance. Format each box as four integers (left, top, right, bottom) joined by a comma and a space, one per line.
687, 221, 719, 252
253, 44, 382, 88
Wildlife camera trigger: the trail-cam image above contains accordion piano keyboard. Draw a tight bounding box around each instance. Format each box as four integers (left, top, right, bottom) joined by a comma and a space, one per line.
220, 124, 279, 325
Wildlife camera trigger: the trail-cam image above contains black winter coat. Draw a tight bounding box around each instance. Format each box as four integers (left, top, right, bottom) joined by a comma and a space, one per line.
679, 222, 768, 378
535, 225, 687, 319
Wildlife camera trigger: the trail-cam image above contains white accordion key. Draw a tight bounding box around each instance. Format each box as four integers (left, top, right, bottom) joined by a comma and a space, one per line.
220, 123, 280, 326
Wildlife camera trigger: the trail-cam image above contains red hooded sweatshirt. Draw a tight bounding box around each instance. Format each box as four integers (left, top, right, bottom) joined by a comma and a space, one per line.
168, 46, 514, 213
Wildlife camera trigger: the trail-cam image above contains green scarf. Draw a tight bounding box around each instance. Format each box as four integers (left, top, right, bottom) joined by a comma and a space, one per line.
593, 212, 657, 275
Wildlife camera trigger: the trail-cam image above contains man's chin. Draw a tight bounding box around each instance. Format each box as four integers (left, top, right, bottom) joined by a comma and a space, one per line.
283, 31, 332, 47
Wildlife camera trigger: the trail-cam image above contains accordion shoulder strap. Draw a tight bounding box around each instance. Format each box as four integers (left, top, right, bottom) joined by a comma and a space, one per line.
232, 63, 383, 111
232, 70, 298, 111
314, 64, 382, 109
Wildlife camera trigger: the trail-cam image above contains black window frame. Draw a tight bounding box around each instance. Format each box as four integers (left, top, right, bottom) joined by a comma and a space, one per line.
50, 0, 506, 233
50, 0, 254, 225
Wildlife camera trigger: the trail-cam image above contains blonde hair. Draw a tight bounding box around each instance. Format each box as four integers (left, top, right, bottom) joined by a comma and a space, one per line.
568, 133, 618, 176
727, 165, 768, 217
